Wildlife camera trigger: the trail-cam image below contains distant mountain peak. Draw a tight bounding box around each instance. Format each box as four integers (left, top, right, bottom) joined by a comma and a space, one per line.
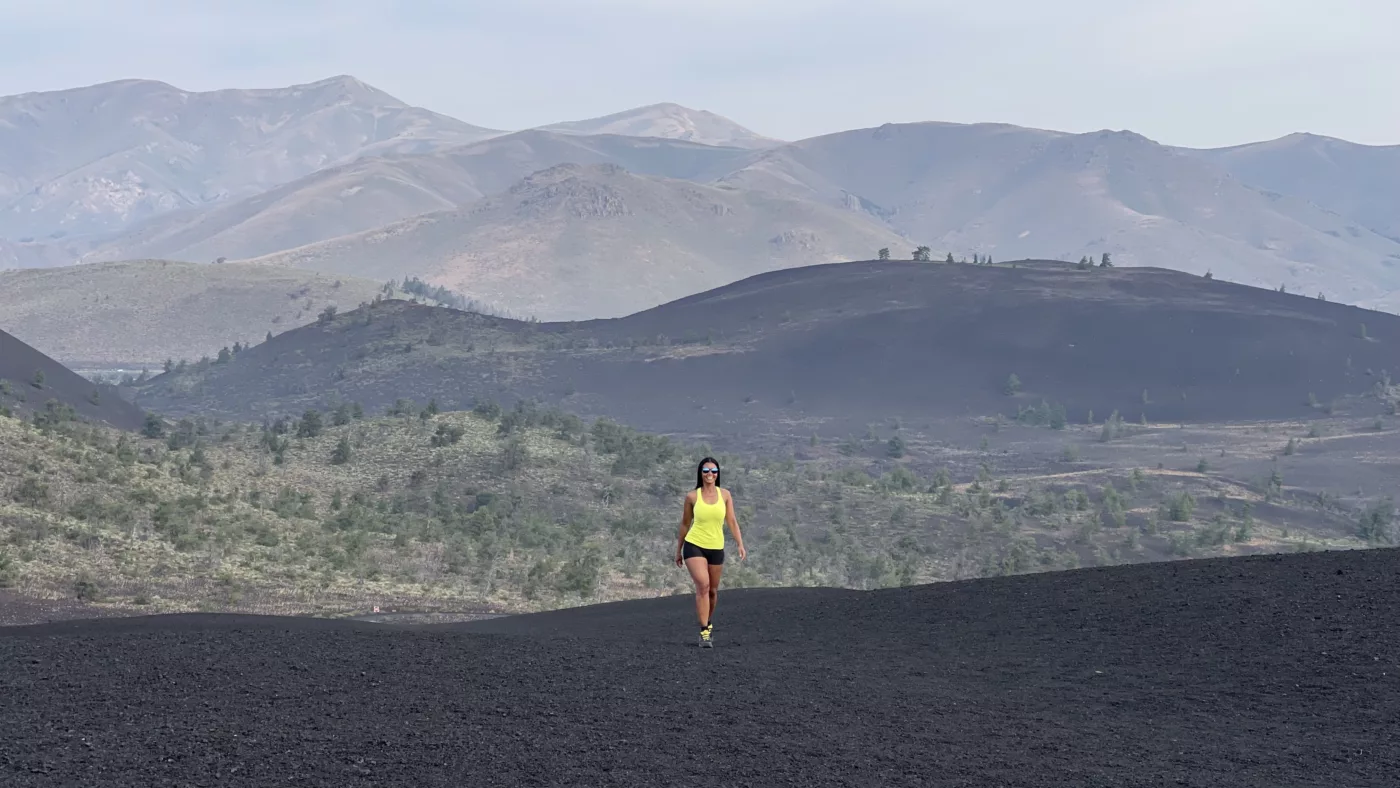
536, 102, 782, 149
302, 74, 370, 88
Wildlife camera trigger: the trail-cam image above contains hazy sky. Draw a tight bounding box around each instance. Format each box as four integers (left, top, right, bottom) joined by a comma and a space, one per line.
0, 0, 1395, 147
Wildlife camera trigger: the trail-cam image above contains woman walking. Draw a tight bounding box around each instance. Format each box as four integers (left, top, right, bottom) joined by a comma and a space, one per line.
675, 457, 746, 647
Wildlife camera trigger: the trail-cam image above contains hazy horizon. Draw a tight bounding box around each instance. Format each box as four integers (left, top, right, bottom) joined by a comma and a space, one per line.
1, 0, 1396, 148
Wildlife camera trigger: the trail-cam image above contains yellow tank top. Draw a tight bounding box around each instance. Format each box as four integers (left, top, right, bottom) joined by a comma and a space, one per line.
686, 487, 726, 550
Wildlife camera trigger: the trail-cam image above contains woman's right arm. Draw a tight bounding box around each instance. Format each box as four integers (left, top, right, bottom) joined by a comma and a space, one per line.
675, 493, 694, 565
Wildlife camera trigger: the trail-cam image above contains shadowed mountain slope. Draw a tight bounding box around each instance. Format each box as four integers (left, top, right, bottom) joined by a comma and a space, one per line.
131, 260, 1400, 436
0, 329, 144, 430
2, 547, 1395, 786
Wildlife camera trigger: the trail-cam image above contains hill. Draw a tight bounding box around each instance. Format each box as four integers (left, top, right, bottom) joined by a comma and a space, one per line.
536, 102, 782, 148
132, 260, 1400, 437
0, 329, 144, 430
242, 164, 911, 320
1192, 132, 1400, 242
1, 547, 1395, 786
78, 131, 759, 265
0, 76, 502, 241
1191, 133, 1400, 308
0, 260, 401, 367
718, 123, 1400, 305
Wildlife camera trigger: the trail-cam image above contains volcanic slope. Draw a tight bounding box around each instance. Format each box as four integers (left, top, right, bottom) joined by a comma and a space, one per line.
133, 259, 1400, 436
0, 329, 144, 430
2, 547, 1396, 787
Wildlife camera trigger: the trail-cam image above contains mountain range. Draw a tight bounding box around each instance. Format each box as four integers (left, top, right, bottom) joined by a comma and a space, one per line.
3, 75, 1400, 323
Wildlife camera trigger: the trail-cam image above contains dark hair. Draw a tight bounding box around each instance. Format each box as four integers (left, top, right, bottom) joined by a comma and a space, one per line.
695, 456, 721, 489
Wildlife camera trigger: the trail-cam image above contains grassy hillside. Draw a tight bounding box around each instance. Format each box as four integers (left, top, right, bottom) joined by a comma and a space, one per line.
0, 400, 1385, 617
0, 260, 441, 367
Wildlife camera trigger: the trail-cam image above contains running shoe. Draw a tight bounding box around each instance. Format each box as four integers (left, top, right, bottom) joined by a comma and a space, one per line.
699, 624, 713, 648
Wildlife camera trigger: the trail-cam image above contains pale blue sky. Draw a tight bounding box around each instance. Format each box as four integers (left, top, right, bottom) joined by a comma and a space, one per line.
0, 0, 1395, 147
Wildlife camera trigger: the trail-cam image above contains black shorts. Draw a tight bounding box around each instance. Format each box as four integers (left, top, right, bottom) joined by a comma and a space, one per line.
682, 541, 725, 565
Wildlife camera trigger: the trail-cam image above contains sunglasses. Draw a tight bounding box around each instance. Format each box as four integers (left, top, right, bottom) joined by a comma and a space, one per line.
700, 468, 718, 474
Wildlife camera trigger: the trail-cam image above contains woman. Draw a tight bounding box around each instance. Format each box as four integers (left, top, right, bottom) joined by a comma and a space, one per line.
675, 456, 746, 647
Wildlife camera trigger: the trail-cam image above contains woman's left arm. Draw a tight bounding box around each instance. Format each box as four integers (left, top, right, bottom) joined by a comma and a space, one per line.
723, 489, 747, 560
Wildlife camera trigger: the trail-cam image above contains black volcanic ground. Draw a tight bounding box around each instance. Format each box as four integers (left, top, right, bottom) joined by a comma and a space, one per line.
0, 328, 145, 430
3, 548, 1397, 786
133, 260, 1400, 437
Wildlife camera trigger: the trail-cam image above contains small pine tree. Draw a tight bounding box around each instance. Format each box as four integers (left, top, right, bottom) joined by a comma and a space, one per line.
142, 413, 165, 438
1004, 373, 1022, 395
878, 247, 890, 260
30, 369, 44, 389
1099, 253, 1112, 267
330, 435, 352, 465
887, 435, 906, 458
296, 409, 323, 438
945, 252, 955, 263
1168, 491, 1195, 521
1099, 411, 1124, 442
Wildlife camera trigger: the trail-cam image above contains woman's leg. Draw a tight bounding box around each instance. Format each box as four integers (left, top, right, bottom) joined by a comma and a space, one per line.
684, 556, 712, 627
706, 562, 723, 622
